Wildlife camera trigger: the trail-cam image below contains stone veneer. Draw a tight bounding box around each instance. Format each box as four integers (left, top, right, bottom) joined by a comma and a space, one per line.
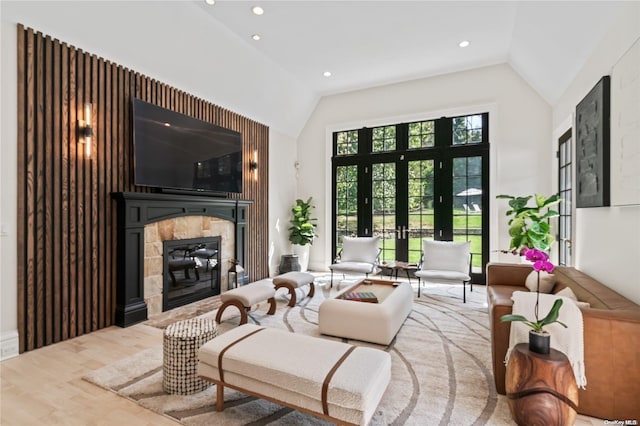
144, 216, 234, 317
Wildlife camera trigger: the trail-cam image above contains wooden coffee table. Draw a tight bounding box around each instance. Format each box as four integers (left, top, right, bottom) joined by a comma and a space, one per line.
378, 261, 418, 283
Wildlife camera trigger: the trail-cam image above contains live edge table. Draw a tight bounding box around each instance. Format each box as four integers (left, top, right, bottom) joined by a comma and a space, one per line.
505, 343, 578, 426
378, 261, 418, 283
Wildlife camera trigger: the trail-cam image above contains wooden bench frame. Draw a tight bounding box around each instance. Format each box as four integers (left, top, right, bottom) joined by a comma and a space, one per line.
214, 297, 276, 325
274, 281, 315, 307
200, 375, 357, 426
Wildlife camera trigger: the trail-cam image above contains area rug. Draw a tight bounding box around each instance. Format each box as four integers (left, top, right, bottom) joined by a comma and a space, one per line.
84, 281, 514, 425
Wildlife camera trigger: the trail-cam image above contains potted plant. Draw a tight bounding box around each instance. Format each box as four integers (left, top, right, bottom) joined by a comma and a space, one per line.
496, 193, 560, 254
499, 248, 567, 354
288, 197, 317, 271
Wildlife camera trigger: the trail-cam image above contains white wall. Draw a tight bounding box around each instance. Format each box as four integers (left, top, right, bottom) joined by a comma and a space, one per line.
552, 2, 640, 304
267, 129, 298, 276
296, 63, 552, 271
0, 1, 308, 357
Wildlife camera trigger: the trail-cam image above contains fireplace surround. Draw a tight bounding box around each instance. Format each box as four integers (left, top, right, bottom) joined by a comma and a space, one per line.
113, 192, 252, 327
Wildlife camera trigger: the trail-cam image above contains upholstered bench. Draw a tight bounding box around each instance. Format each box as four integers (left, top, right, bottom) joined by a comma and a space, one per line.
198, 324, 391, 426
215, 279, 276, 324
273, 271, 315, 306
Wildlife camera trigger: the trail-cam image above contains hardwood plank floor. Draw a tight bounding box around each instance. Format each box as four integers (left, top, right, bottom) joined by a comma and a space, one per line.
0, 324, 178, 426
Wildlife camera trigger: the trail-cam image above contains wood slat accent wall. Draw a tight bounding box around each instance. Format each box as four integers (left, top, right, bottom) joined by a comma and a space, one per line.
16, 25, 269, 353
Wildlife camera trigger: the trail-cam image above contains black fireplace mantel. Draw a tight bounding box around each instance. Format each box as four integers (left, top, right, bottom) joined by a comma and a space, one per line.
112, 192, 252, 327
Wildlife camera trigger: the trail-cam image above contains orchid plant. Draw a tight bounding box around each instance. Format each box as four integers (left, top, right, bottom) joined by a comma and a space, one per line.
500, 248, 567, 333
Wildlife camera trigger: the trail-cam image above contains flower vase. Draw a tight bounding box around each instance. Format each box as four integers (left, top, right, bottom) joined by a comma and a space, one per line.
529, 330, 550, 354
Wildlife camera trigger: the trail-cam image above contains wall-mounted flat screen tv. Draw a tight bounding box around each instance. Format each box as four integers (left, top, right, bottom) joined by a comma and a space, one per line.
133, 98, 243, 193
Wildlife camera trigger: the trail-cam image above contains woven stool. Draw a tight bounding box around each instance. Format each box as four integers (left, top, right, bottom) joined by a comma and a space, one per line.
163, 317, 217, 395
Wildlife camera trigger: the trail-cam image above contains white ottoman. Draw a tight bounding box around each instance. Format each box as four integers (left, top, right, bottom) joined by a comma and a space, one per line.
163, 317, 217, 395
319, 280, 413, 345
273, 271, 315, 306
198, 324, 391, 426
215, 279, 276, 324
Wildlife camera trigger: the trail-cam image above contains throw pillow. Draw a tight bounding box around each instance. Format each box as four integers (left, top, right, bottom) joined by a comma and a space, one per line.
525, 270, 556, 293
555, 286, 591, 309
339, 236, 380, 263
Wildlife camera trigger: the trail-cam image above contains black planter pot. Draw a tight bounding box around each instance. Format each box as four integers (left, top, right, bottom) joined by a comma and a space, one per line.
529, 330, 550, 354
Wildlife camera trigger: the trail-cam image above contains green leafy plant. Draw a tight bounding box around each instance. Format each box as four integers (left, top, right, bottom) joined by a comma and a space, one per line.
288, 197, 317, 246
496, 193, 560, 253
501, 298, 567, 333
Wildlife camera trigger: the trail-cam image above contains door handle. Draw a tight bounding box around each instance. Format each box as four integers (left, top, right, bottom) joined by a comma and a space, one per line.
396, 226, 408, 240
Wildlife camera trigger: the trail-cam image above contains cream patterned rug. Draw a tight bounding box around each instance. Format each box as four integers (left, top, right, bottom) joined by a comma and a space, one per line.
84, 280, 514, 425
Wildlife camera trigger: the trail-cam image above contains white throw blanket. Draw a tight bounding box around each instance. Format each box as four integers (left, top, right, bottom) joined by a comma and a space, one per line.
505, 291, 587, 389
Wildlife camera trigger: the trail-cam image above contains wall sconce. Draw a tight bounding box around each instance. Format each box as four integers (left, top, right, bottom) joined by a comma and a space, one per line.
78, 103, 93, 158
249, 150, 258, 181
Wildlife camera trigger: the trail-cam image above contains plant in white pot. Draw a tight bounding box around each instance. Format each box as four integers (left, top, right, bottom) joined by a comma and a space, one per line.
499, 248, 567, 354
288, 197, 317, 272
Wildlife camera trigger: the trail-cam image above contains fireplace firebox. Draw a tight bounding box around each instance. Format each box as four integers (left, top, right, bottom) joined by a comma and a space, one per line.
163, 236, 221, 311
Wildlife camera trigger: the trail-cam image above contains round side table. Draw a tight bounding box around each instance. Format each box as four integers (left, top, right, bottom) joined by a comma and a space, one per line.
506, 343, 578, 426
163, 317, 217, 395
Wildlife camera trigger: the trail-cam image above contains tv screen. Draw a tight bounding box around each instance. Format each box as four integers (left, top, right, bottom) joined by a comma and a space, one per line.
132, 98, 243, 193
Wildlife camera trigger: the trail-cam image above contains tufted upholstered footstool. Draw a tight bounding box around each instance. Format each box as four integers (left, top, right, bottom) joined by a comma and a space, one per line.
163, 317, 218, 395
273, 271, 315, 306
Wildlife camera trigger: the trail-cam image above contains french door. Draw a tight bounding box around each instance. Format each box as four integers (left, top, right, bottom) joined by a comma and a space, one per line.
333, 114, 489, 282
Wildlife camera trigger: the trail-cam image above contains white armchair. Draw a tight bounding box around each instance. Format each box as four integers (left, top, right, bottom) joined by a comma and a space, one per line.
415, 240, 472, 302
329, 236, 381, 287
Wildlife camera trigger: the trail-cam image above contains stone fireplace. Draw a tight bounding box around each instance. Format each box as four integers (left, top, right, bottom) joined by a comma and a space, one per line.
144, 216, 235, 316
113, 192, 251, 327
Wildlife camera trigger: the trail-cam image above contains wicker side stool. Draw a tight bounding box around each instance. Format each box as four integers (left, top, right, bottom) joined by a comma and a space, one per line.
163, 317, 217, 395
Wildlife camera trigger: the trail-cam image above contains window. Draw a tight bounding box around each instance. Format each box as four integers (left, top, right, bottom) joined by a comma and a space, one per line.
332, 113, 489, 282
558, 129, 572, 266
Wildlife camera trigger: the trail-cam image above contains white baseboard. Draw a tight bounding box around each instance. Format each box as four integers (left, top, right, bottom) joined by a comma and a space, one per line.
1, 330, 19, 360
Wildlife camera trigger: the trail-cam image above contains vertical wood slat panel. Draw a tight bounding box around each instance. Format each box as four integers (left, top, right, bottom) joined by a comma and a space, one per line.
61, 42, 70, 342
17, 26, 270, 352
35, 29, 45, 349
44, 35, 54, 346
16, 25, 26, 354
52, 39, 62, 343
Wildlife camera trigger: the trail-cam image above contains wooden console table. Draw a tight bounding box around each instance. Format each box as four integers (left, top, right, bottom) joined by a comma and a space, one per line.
505, 343, 578, 426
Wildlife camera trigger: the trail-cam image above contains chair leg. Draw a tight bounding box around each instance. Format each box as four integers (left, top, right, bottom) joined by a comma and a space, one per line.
417, 278, 421, 297
330, 270, 334, 288
463, 281, 467, 303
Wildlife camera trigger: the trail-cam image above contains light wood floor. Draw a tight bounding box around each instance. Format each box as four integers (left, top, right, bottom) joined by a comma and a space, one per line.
0, 324, 178, 426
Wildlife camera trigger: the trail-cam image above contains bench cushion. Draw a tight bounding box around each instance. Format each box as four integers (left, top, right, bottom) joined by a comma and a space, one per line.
198, 324, 391, 425
273, 271, 314, 288
220, 279, 275, 307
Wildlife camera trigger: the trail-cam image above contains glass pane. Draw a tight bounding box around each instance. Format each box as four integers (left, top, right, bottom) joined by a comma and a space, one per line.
407, 160, 434, 263
452, 114, 483, 146
372, 163, 396, 262
336, 130, 358, 156
335, 165, 358, 252
372, 125, 396, 152
452, 156, 483, 272
407, 120, 435, 149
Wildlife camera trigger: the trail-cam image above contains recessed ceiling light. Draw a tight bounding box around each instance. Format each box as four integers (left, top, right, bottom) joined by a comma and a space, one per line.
252, 34, 261, 41
252, 6, 264, 15
204, 0, 215, 5
323, 71, 332, 77
459, 40, 470, 48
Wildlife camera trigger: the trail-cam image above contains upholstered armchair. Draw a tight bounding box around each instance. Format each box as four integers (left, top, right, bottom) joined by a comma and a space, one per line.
415, 240, 472, 302
329, 236, 381, 287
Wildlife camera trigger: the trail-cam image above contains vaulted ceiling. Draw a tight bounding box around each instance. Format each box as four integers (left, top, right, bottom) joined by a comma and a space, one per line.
199, 1, 622, 104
